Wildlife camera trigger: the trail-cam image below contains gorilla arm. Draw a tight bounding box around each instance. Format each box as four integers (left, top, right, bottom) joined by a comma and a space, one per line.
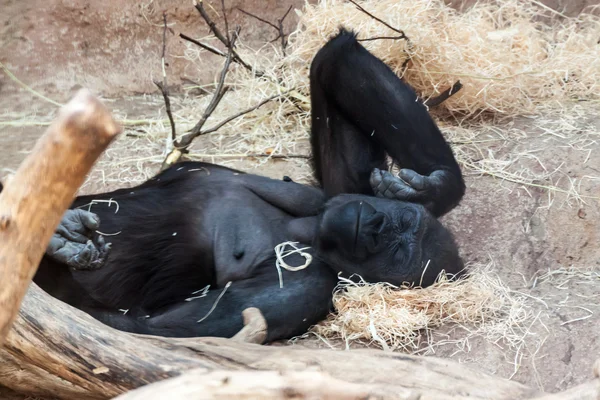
240, 174, 326, 217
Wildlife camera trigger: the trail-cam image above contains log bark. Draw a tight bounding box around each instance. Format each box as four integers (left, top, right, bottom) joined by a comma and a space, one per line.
113, 369, 421, 400
0, 89, 121, 344
0, 283, 542, 400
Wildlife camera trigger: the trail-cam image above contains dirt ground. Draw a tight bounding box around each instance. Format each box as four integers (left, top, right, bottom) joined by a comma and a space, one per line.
1, 0, 599, 398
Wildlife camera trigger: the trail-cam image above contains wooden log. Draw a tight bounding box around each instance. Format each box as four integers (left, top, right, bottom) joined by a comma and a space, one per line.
0, 89, 121, 344
0, 283, 541, 400
113, 369, 421, 400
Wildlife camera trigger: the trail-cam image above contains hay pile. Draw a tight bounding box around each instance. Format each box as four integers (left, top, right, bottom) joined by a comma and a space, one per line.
306, 264, 536, 356
289, 0, 600, 116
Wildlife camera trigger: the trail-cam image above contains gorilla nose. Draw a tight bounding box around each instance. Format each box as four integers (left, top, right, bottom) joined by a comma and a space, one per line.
319, 200, 385, 256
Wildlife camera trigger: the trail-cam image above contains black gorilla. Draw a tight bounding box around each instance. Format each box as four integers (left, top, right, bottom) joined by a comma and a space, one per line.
33, 29, 466, 342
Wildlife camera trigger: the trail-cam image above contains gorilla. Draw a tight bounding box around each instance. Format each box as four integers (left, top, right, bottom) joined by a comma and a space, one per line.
32, 28, 466, 342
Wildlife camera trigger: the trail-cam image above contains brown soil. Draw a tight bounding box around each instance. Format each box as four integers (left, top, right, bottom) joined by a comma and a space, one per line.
1, 0, 599, 398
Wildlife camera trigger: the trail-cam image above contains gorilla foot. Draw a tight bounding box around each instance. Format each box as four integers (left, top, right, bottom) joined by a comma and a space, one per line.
46, 209, 112, 270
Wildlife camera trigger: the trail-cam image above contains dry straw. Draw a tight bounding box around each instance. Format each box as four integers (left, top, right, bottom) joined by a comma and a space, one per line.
306, 263, 537, 356
290, 0, 600, 116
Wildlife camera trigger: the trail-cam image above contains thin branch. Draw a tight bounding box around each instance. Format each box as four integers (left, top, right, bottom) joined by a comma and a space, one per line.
238, 5, 294, 56
154, 12, 176, 143
201, 92, 287, 135
358, 35, 407, 42
220, 0, 230, 45
237, 8, 278, 30
176, 27, 240, 149
277, 5, 294, 56
198, 153, 310, 159
346, 0, 408, 39
180, 33, 226, 57
345, 0, 413, 77
423, 81, 463, 108
193, 1, 260, 75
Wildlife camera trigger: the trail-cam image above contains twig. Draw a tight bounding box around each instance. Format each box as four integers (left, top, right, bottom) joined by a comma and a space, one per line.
193, 0, 260, 75
423, 81, 463, 108
358, 35, 407, 42
346, 0, 408, 39
153, 12, 177, 144
201, 92, 287, 135
220, 0, 230, 45
191, 153, 310, 159
345, 0, 413, 77
181, 27, 240, 145
237, 5, 294, 56
180, 33, 226, 57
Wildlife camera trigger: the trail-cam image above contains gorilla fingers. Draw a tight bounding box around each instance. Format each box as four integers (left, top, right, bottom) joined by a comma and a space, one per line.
46, 209, 112, 270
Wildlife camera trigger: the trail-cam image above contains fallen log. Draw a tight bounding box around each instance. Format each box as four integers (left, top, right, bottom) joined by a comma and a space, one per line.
0, 283, 540, 400
0, 89, 121, 344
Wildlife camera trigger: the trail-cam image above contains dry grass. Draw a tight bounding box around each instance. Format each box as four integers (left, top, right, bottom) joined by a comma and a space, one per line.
306, 263, 539, 357
291, 0, 600, 116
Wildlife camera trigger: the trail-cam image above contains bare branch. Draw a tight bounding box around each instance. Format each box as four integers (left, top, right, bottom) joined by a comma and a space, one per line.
220, 0, 230, 45
193, 1, 260, 75
201, 92, 287, 135
231, 308, 267, 344
154, 12, 176, 143
345, 0, 412, 77
181, 28, 240, 145
237, 8, 279, 30
180, 33, 226, 57
238, 5, 294, 56
358, 35, 407, 42
346, 0, 408, 39
423, 81, 463, 108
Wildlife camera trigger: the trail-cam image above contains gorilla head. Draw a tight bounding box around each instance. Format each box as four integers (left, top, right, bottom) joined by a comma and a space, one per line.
315, 194, 463, 287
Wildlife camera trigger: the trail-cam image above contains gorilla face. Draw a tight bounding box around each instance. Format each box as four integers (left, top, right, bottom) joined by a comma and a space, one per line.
315, 194, 464, 287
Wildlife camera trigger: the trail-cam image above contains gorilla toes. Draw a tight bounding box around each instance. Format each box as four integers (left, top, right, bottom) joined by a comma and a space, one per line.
46, 209, 112, 270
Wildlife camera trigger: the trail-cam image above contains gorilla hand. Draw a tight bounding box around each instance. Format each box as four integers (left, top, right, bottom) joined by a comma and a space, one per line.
46, 209, 112, 270
370, 168, 459, 217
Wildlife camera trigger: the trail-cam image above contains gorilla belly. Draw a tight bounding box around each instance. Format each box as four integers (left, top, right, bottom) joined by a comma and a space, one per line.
206, 190, 296, 286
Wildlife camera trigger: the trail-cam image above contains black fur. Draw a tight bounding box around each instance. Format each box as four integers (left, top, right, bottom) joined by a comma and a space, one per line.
32, 28, 466, 342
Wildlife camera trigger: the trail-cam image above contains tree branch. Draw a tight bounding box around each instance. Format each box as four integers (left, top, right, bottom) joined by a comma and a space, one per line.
200, 92, 286, 135
238, 5, 294, 56
346, 0, 408, 39
423, 80, 463, 108
0, 90, 120, 344
180, 33, 226, 58
193, 0, 261, 76
153, 12, 176, 144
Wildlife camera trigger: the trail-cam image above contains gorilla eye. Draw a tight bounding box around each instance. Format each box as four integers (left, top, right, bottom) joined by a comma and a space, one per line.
400, 211, 415, 229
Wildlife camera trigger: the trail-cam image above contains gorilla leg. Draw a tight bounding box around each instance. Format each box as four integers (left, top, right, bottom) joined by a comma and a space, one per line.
309, 28, 465, 216
84, 266, 337, 342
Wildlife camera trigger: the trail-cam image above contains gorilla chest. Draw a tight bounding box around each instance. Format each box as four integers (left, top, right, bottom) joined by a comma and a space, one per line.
206, 194, 293, 286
